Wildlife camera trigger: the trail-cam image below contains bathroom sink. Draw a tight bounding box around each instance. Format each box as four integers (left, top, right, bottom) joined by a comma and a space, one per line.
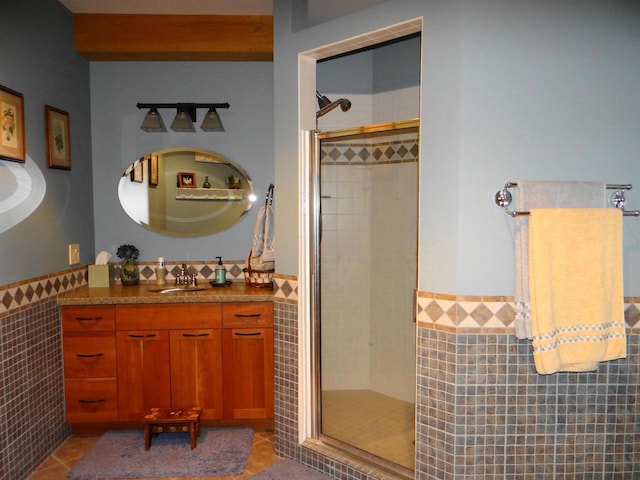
148, 286, 210, 294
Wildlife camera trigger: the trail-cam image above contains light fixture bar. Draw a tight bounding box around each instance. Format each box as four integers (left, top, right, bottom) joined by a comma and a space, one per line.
136, 102, 230, 110
137, 102, 230, 133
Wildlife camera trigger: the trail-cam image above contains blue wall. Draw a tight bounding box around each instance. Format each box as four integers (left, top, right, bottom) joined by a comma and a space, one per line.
90, 61, 274, 263
0, 0, 93, 285
274, 0, 640, 296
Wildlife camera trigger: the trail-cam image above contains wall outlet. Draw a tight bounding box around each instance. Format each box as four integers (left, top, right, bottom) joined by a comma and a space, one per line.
68, 243, 80, 265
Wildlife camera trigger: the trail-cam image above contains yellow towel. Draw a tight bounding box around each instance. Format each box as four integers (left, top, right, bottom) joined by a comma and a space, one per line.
528, 208, 626, 374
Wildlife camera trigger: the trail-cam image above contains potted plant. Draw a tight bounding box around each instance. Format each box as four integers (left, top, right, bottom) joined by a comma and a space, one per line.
117, 244, 140, 286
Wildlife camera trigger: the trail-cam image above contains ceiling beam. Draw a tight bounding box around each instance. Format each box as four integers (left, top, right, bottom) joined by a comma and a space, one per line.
73, 14, 273, 61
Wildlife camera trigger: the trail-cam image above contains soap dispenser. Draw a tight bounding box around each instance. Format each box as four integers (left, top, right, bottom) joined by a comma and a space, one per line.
215, 257, 227, 284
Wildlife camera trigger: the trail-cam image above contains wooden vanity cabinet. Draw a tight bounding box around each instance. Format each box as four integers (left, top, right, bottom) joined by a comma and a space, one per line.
115, 304, 223, 421
62, 300, 273, 428
62, 305, 118, 423
222, 302, 274, 419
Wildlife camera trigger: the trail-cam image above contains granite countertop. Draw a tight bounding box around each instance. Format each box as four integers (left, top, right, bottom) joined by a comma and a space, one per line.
58, 281, 274, 305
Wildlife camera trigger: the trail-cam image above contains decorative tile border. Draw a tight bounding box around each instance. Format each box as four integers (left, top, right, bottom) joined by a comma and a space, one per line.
0, 263, 298, 319
0, 267, 87, 318
417, 291, 640, 332
321, 132, 418, 165
273, 274, 298, 304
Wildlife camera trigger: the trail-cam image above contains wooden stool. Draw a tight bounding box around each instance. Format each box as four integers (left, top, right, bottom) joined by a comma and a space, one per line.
143, 407, 202, 450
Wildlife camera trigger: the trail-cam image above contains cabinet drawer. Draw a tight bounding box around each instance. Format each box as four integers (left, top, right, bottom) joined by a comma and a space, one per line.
65, 378, 118, 423
62, 306, 115, 333
63, 333, 116, 377
116, 303, 222, 330
222, 302, 273, 328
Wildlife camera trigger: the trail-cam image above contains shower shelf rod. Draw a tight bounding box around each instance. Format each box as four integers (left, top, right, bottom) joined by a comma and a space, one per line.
494, 182, 640, 217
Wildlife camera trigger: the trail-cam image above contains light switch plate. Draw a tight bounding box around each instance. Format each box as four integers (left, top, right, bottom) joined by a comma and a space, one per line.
68, 243, 80, 265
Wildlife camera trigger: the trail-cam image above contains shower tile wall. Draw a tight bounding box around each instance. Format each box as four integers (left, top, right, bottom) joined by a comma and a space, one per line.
320, 132, 418, 401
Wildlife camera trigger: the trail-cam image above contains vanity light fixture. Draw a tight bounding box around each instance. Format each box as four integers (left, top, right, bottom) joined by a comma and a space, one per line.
136, 102, 230, 133
170, 105, 196, 132
140, 107, 167, 132
200, 108, 225, 132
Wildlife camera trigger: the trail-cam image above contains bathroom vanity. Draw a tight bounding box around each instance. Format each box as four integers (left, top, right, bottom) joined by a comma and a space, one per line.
58, 283, 274, 433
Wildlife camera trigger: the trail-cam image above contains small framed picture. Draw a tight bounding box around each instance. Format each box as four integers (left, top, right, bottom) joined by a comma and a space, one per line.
0, 84, 26, 163
178, 171, 197, 188
45, 105, 71, 169
148, 153, 159, 186
131, 158, 143, 183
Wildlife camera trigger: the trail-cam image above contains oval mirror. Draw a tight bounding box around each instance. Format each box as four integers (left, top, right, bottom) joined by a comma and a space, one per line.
118, 148, 255, 237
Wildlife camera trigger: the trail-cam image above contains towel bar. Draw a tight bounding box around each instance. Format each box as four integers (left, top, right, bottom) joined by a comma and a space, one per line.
494, 182, 640, 217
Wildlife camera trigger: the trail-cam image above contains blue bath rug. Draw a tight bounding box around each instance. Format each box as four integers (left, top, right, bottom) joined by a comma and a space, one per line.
68, 427, 254, 479
248, 459, 333, 479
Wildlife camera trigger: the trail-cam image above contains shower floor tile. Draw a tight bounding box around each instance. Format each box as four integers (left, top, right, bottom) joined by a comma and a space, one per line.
321, 389, 415, 470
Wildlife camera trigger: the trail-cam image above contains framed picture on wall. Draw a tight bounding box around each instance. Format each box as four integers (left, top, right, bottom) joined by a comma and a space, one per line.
131, 158, 143, 183
0, 84, 26, 163
178, 172, 197, 188
148, 154, 159, 186
45, 105, 71, 169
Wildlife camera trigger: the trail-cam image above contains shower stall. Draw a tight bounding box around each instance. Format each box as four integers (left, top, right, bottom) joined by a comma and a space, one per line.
310, 119, 419, 476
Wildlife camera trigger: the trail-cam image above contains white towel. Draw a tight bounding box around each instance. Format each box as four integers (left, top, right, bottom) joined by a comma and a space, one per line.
251, 203, 275, 268
513, 181, 607, 339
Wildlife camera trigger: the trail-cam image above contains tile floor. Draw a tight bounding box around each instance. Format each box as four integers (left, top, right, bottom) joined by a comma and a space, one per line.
322, 390, 415, 471
26, 430, 281, 480
322, 390, 415, 470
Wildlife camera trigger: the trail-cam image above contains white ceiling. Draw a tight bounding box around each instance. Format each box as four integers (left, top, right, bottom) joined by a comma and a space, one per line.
57, 0, 273, 15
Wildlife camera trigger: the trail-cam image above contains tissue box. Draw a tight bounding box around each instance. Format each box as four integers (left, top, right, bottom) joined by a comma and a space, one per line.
88, 264, 114, 288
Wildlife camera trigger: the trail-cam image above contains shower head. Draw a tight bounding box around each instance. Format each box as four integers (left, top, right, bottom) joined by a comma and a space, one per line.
316, 92, 352, 118
316, 91, 332, 109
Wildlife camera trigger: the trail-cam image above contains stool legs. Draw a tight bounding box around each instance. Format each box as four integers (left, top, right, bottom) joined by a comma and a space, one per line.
144, 424, 151, 450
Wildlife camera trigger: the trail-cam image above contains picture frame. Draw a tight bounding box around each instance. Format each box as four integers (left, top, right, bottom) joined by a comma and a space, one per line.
45, 105, 71, 169
0, 84, 26, 163
178, 171, 197, 188
148, 153, 158, 186
131, 158, 143, 183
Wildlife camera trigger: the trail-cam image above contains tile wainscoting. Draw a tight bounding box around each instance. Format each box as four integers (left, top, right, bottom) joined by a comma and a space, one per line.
2, 270, 637, 479
273, 279, 639, 479
0, 267, 86, 480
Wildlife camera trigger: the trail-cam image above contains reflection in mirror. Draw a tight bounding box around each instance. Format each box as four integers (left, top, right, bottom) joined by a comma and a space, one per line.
118, 148, 255, 237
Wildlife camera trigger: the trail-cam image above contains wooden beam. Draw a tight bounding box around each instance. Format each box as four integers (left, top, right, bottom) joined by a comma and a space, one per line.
73, 14, 273, 61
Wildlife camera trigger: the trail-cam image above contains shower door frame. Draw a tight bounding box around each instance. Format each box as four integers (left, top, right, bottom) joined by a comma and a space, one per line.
307, 119, 420, 479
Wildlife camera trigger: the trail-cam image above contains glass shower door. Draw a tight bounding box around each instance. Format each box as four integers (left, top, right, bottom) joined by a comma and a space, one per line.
314, 121, 419, 475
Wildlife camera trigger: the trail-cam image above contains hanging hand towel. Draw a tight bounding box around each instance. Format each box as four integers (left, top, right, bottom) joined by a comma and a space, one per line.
513, 181, 607, 339
528, 208, 626, 374
250, 203, 275, 270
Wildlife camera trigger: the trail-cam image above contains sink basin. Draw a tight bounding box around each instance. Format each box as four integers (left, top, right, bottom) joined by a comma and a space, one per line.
148, 286, 210, 294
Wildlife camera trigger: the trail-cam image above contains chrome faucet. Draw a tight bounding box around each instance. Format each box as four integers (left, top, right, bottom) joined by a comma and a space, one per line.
175, 263, 197, 287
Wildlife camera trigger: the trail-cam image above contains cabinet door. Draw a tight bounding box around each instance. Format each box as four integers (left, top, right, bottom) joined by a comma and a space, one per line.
170, 329, 223, 420
223, 328, 274, 419
116, 330, 170, 421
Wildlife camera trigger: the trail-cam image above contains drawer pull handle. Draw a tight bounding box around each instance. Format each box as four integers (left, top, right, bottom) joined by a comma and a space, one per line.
76, 316, 104, 321
235, 332, 262, 337
78, 398, 106, 404
234, 313, 261, 318
182, 333, 210, 338
76, 353, 104, 358
128, 333, 157, 339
